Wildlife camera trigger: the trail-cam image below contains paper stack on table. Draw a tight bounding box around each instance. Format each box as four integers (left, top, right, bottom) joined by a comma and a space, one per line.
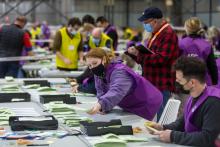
89, 133, 148, 147
37, 86, 56, 92
0, 84, 20, 92
23, 84, 41, 89
5, 76, 14, 82
0, 108, 14, 126
44, 102, 91, 127
71, 92, 96, 97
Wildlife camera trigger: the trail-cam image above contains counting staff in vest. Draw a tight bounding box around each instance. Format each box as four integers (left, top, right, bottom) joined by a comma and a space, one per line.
147, 56, 220, 147
53, 17, 84, 71
85, 48, 162, 120
96, 16, 118, 50
1, 1, 220, 147
179, 17, 218, 86
88, 27, 114, 51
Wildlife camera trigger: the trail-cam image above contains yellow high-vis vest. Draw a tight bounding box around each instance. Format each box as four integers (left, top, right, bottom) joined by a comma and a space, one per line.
56, 27, 81, 69
30, 27, 41, 46
89, 33, 113, 51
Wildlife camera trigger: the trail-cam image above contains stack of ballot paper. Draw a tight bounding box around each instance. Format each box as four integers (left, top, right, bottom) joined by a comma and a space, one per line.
0, 108, 15, 126
0, 84, 20, 92
37, 86, 56, 92
23, 84, 41, 89
44, 102, 91, 127
5, 76, 14, 82
71, 92, 96, 97
89, 133, 148, 147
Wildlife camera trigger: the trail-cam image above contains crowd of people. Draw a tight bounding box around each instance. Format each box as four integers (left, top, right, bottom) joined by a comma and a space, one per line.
0, 6, 220, 147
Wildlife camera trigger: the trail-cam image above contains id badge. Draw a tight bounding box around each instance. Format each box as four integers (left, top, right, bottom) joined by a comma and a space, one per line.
69, 45, 75, 50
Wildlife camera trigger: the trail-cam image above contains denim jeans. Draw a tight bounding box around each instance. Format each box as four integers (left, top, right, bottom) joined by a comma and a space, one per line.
0, 62, 20, 78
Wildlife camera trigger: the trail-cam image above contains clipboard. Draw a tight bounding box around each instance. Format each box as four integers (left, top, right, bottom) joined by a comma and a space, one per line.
135, 44, 155, 54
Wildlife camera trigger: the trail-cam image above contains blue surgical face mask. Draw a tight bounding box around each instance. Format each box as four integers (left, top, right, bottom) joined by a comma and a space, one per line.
143, 23, 153, 33
93, 38, 100, 46
71, 30, 77, 35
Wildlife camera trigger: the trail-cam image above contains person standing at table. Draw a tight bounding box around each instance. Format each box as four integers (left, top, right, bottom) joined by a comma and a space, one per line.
85, 48, 163, 120
53, 17, 84, 71
96, 16, 118, 50
0, 16, 33, 78
127, 7, 179, 120
179, 17, 218, 86
147, 56, 220, 147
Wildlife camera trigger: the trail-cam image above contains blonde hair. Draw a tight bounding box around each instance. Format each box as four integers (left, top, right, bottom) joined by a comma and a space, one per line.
184, 17, 204, 35
85, 48, 115, 66
207, 26, 220, 39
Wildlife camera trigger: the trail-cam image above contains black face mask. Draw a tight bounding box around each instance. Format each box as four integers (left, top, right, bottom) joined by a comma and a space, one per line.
91, 63, 105, 77
175, 82, 190, 94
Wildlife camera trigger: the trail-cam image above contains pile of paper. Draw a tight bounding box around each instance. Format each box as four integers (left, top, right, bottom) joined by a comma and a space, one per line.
5, 76, 14, 82
44, 102, 91, 127
91, 133, 148, 147
71, 92, 96, 97
0, 108, 15, 125
0, 84, 20, 92
23, 84, 41, 89
37, 86, 56, 92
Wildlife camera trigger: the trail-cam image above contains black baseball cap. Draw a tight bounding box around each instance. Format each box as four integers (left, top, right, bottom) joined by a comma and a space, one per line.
138, 7, 163, 22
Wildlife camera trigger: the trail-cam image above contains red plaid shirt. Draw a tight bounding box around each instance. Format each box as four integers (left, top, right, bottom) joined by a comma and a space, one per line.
137, 22, 179, 92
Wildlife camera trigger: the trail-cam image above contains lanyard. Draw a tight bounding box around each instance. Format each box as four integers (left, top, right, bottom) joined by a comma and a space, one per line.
147, 23, 169, 48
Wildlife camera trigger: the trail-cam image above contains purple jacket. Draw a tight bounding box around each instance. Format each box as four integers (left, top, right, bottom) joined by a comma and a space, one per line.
104, 24, 118, 50
95, 60, 163, 120
184, 86, 220, 132
216, 58, 220, 88
179, 36, 212, 85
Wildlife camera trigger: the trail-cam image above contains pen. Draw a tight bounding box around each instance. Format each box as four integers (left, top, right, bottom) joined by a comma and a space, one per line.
27, 144, 49, 146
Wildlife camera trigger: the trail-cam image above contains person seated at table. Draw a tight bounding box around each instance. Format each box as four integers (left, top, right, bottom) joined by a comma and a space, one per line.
146, 56, 220, 147
85, 48, 162, 120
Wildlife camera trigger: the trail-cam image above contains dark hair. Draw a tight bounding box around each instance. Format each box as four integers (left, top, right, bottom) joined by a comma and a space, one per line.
173, 56, 207, 83
82, 15, 95, 25
68, 17, 82, 27
96, 16, 108, 23
16, 16, 27, 24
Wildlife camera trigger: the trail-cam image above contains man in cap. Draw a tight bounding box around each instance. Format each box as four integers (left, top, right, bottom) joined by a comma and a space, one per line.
127, 7, 179, 120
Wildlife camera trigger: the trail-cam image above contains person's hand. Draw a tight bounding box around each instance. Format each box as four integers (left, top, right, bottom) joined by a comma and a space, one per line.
87, 102, 103, 115
157, 130, 172, 143
63, 58, 72, 65
127, 46, 139, 56
72, 84, 79, 93
145, 121, 163, 135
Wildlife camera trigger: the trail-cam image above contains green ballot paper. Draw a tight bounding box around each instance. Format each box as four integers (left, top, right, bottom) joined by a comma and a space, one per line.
94, 139, 127, 147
